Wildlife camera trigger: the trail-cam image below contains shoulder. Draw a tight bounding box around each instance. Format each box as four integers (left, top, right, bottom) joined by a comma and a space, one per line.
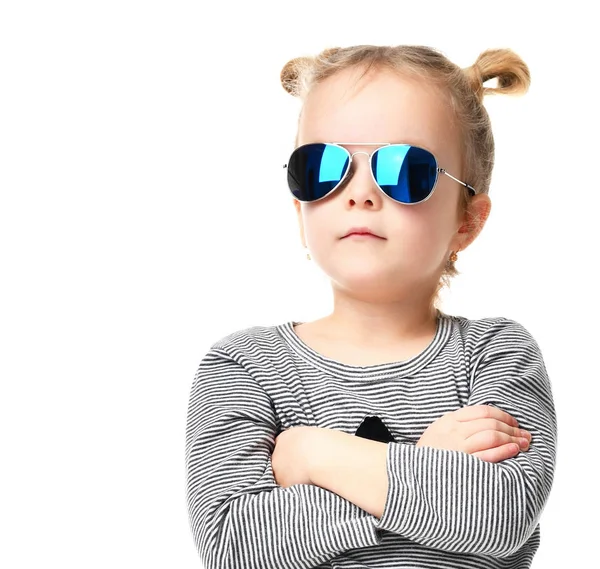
442, 311, 536, 345
188, 325, 282, 428
440, 311, 544, 367
207, 322, 283, 354
442, 312, 547, 383
191, 322, 284, 385
195, 321, 289, 376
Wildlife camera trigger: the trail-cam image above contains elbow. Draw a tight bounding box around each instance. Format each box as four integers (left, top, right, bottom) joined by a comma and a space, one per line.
188, 499, 233, 569
481, 468, 550, 558
490, 510, 541, 559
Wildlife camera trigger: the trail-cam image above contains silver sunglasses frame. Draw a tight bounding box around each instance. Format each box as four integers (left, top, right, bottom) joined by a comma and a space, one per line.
283, 142, 476, 205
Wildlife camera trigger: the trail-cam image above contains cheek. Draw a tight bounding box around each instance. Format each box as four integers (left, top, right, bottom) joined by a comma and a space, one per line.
390, 209, 454, 254
302, 207, 331, 240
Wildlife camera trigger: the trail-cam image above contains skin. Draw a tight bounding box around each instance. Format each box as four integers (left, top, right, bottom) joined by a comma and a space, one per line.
292, 65, 492, 349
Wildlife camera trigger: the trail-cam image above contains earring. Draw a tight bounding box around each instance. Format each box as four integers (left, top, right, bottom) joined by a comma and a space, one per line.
306, 250, 311, 261
449, 250, 458, 263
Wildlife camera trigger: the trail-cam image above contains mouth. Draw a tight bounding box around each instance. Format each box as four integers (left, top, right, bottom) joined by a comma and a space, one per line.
341, 226, 385, 239
342, 233, 384, 239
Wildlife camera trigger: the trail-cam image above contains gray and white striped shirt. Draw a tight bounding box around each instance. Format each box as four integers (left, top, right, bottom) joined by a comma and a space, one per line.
185, 311, 557, 568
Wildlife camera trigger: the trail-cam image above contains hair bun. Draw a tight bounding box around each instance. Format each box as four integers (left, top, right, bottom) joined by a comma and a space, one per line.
280, 47, 343, 97
280, 56, 312, 97
465, 48, 531, 103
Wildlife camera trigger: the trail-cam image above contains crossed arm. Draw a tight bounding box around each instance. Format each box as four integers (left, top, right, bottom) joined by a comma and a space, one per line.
271, 420, 390, 518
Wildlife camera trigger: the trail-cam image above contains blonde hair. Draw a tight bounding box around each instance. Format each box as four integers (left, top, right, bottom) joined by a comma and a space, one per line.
280, 44, 530, 306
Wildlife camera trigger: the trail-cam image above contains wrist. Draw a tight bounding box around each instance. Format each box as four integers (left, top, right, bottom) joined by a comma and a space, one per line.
307, 426, 333, 485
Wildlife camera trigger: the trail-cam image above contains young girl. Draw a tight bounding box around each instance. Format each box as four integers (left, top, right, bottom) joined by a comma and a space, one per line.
185, 44, 558, 569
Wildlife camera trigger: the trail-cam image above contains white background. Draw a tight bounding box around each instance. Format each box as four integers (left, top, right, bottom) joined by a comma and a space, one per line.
0, 1, 596, 567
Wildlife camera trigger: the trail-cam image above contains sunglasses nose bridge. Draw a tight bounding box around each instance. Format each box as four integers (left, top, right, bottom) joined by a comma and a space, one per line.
346, 149, 375, 176
349, 150, 371, 158
348, 148, 380, 184
338, 149, 384, 201
348, 150, 373, 164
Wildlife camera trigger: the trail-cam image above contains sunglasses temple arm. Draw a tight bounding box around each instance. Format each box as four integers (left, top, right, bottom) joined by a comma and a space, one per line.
440, 169, 476, 196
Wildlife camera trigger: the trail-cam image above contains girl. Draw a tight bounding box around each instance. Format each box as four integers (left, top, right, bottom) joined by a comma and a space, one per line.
185, 44, 558, 569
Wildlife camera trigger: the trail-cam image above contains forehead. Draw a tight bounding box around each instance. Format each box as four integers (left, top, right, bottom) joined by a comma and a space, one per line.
298, 66, 459, 156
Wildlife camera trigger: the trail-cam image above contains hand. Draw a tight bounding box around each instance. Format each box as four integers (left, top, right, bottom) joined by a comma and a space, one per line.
271, 425, 318, 488
416, 404, 532, 463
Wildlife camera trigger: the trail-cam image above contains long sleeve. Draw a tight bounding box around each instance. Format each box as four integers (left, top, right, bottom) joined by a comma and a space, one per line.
185, 347, 383, 569
372, 318, 558, 557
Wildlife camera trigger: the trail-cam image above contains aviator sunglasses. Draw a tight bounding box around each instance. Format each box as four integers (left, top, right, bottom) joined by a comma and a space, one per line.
283, 142, 476, 205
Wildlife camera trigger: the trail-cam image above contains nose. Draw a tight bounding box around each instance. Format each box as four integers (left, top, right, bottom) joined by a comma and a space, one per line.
342, 150, 383, 207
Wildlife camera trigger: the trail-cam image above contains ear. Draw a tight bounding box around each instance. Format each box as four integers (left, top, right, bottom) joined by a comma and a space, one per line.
453, 193, 492, 251
293, 199, 307, 248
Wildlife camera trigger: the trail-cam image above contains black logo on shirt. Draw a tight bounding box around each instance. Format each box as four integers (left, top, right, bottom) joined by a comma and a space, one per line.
355, 415, 396, 443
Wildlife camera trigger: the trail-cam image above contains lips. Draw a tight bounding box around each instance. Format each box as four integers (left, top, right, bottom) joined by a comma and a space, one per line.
343, 233, 382, 239
342, 226, 384, 239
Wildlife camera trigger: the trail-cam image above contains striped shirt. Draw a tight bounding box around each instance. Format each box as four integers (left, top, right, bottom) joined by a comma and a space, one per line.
185, 311, 558, 569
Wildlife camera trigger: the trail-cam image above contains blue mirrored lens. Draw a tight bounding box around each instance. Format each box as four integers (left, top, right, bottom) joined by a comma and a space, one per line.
372, 145, 438, 204
287, 143, 349, 201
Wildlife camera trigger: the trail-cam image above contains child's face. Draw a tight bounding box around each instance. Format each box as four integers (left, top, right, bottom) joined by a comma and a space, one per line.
294, 65, 470, 300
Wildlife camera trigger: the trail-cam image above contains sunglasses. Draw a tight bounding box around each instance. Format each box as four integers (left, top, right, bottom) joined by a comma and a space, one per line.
283, 142, 476, 205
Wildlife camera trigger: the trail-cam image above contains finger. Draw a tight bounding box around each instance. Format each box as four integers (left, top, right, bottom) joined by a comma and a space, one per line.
462, 417, 530, 440
452, 404, 519, 428
471, 443, 521, 464
462, 429, 528, 454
